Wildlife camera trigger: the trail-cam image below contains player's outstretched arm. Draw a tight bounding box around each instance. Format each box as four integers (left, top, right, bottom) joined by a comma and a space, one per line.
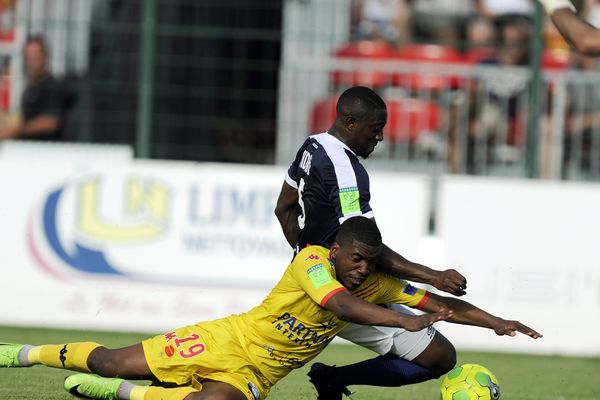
540, 0, 600, 56
274, 181, 300, 248
418, 292, 543, 339
377, 244, 468, 296
323, 289, 453, 332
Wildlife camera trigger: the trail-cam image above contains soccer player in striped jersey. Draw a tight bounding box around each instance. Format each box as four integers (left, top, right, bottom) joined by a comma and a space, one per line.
275, 86, 469, 399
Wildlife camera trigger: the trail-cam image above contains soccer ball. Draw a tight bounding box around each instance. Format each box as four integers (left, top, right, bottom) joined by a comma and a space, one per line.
440, 363, 501, 400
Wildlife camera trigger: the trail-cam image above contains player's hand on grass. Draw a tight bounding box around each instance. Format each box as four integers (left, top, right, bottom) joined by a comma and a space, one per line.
493, 319, 543, 339
403, 309, 453, 332
433, 269, 467, 297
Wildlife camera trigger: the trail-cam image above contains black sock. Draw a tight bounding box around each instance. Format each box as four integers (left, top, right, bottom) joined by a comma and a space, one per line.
330, 353, 437, 387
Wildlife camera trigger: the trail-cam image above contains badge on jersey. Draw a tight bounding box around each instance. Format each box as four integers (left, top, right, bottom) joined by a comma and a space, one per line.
339, 187, 360, 214
403, 284, 418, 296
307, 263, 332, 288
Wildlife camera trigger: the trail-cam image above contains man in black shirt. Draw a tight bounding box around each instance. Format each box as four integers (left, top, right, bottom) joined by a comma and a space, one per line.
0, 35, 63, 141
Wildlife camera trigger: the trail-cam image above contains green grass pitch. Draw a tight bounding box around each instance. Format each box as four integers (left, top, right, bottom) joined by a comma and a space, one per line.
0, 325, 598, 399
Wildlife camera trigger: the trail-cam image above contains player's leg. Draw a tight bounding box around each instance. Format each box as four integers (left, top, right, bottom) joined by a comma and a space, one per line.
128, 320, 265, 400
409, 326, 456, 376
320, 328, 455, 386
1, 342, 101, 372
63, 342, 195, 400
386, 303, 456, 375
87, 343, 155, 378
309, 305, 456, 396
64, 375, 248, 400
310, 327, 442, 390
0, 341, 154, 378
187, 380, 248, 400
65, 373, 199, 400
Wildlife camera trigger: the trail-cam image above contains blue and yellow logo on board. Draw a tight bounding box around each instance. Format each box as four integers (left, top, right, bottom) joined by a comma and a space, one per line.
78, 178, 169, 241
30, 176, 170, 277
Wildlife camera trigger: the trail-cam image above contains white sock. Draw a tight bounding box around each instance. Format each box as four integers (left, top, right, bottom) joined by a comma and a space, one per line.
116, 380, 137, 400
17, 345, 33, 366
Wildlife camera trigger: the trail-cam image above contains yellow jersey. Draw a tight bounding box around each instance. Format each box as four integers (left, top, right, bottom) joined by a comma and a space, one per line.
234, 245, 430, 385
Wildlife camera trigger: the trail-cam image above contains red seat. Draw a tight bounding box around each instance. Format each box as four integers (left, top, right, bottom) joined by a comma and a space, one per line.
310, 95, 338, 133
331, 41, 396, 88
386, 98, 442, 142
392, 44, 466, 91
0, 72, 9, 112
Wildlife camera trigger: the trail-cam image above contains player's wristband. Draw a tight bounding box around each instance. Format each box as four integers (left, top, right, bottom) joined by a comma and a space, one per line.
539, 0, 576, 14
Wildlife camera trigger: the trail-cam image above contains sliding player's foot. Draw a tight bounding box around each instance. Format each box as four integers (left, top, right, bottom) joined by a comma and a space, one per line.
65, 373, 123, 400
0, 343, 25, 367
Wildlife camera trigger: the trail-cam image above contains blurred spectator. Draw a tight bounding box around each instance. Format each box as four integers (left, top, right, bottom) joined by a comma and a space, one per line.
0, 35, 64, 141
410, 0, 475, 47
474, 0, 535, 30
351, 0, 411, 45
562, 52, 600, 178
465, 16, 496, 50
444, 15, 495, 173
493, 20, 532, 66
467, 20, 532, 172
464, 15, 497, 61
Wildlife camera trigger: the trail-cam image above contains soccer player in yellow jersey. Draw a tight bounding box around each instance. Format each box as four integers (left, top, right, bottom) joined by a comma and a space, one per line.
0, 217, 542, 400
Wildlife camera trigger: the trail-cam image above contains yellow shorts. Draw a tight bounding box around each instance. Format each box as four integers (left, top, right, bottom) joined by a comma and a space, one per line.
142, 317, 271, 400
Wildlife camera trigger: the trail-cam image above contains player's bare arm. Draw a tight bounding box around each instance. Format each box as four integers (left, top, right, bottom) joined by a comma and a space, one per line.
274, 181, 300, 248
552, 8, 600, 55
377, 244, 467, 296
323, 289, 453, 332
418, 292, 543, 339
539, 0, 600, 56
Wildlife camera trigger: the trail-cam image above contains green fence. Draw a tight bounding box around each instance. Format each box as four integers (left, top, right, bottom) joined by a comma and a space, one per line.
12, 0, 282, 164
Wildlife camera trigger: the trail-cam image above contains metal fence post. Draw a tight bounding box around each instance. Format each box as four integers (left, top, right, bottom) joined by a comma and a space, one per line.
527, 3, 544, 178
136, 0, 156, 159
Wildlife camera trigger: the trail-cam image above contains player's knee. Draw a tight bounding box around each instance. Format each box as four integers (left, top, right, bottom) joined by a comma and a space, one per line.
438, 344, 456, 375
432, 338, 456, 376
413, 333, 456, 377
86, 348, 121, 376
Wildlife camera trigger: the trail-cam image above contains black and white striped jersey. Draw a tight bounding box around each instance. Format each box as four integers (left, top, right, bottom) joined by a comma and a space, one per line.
286, 132, 374, 251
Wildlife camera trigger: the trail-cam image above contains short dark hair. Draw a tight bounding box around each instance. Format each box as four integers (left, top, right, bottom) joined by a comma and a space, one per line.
336, 86, 386, 121
335, 216, 382, 247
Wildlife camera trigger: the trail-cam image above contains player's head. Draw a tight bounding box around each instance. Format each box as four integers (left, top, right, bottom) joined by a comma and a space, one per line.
330, 217, 382, 290
334, 86, 387, 158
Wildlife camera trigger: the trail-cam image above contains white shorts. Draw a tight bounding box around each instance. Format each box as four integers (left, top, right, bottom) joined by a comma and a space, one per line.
338, 304, 436, 361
